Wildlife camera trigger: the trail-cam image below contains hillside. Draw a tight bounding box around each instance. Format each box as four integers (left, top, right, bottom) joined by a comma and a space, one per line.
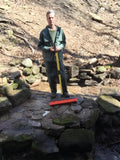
0, 0, 120, 64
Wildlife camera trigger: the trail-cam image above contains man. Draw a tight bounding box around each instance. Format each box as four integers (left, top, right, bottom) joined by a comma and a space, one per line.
38, 10, 69, 99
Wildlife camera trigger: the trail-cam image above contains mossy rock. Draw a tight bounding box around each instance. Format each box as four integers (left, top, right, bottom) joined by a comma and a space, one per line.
26, 75, 36, 84
53, 114, 80, 127
7, 88, 31, 106
59, 128, 95, 153
97, 95, 120, 113
23, 67, 32, 76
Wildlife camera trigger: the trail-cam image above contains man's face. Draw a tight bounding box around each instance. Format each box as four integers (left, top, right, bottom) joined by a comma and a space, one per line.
47, 13, 55, 27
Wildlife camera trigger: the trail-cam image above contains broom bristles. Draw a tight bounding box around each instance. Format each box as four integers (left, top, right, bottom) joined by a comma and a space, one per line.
49, 98, 77, 106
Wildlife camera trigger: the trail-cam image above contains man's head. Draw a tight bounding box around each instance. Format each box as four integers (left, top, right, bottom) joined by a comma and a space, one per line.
46, 10, 55, 28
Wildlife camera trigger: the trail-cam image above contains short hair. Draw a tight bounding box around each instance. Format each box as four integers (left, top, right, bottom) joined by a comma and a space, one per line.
46, 10, 55, 17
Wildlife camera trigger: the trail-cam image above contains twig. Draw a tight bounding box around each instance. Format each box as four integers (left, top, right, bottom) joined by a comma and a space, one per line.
13, 33, 35, 54
0, 16, 18, 26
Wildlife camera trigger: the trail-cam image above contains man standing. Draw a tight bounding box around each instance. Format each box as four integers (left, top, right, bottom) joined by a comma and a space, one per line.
38, 10, 69, 99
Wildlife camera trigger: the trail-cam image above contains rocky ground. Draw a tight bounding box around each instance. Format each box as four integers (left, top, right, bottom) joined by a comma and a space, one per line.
0, 0, 120, 95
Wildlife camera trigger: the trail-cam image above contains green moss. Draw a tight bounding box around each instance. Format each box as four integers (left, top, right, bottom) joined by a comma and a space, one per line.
53, 114, 79, 126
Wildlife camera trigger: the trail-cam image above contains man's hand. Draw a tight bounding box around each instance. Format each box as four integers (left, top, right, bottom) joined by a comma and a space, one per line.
49, 47, 54, 52
55, 46, 60, 51
49, 46, 61, 52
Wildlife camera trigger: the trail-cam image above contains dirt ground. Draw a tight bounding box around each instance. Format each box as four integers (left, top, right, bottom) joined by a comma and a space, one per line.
0, 0, 120, 96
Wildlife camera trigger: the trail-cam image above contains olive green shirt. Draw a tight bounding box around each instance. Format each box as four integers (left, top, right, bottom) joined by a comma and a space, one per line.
49, 29, 57, 43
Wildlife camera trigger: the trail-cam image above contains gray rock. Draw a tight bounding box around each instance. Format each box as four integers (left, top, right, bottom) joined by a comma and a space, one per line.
85, 79, 98, 86
94, 73, 107, 81
32, 65, 40, 75
79, 72, 92, 80
89, 13, 103, 23
78, 108, 99, 129
69, 77, 80, 83
71, 65, 79, 78
9, 59, 22, 66
41, 66, 46, 74
99, 87, 119, 96
21, 58, 33, 68
68, 82, 78, 86
110, 67, 120, 79
7, 68, 21, 80
32, 130, 59, 154
71, 104, 82, 113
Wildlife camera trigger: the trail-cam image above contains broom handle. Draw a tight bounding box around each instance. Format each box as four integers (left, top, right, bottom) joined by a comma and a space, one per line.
55, 52, 63, 95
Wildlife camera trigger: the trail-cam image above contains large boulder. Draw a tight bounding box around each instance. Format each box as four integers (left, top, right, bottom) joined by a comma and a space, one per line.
58, 129, 95, 153
5, 87, 31, 106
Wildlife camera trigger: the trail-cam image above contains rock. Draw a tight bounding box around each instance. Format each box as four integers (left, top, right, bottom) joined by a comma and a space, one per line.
6, 88, 31, 106
7, 68, 21, 80
94, 73, 107, 82
34, 73, 42, 79
58, 129, 95, 153
71, 104, 82, 113
29, 120, 41, 128
79, 72, 92, 80
99, 87, 119, 96
42, 118, 65, 137
85, 79, 98, 86
9, 59, 22, 66
96, 66, 106, 73
0, 97, 12, 113
69, 77, 80, 83
41, 76, 48, 82
23, 67, 32, 76
88, 58, 98, 64
81, 98, 98, 109
4, 84, 13, 96
78, 108, 99, 128
1, 135, 33, 155
26, 75, 36, 84
0, 77, 8, 85
21, 58, 33, 68
110, 67, 120, 79
41, 66, 46, 74
89, 13, 103, 23
32, 130, 59, 154
11, 82, 19, 89
71, 65, 79, 78
53, 113, 80, 127
97, 95, 120, 113
116, 2, 120, 7
32, 65, 40, 75
68, 82, 78, 86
